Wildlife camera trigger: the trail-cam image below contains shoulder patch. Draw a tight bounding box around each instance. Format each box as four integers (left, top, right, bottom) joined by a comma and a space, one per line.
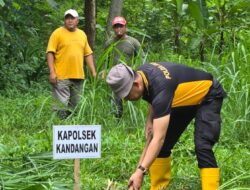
150, 62, 171, 79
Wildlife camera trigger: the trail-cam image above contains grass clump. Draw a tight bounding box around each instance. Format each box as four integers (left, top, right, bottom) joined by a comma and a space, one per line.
1, 44, 250, 189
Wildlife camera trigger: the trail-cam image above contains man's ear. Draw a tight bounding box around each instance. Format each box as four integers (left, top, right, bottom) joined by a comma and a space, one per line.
133, 78, 138, 85
133, 78, 140, 87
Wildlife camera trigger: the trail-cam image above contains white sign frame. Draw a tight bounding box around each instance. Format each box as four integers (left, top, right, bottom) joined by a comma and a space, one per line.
53, 125, 101, 159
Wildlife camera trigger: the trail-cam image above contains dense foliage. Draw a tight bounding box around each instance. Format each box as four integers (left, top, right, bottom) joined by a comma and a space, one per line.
0, 0, 249, 189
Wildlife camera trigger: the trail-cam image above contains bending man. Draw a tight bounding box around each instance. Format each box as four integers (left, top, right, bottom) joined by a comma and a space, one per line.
106, 62, 226, 190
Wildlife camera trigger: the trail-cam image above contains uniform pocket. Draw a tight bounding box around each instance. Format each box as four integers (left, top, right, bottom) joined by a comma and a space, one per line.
195, 100, 223, 143
199, 118, 221, 143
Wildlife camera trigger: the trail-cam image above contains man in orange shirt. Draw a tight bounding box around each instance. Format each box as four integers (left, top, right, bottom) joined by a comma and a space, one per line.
47, 9, 96, 119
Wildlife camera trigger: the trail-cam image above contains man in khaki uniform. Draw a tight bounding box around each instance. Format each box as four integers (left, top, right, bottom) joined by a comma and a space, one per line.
104, 16, 144, 118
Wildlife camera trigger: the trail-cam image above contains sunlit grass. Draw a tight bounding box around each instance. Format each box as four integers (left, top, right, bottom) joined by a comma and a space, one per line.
0, 43, 250, 189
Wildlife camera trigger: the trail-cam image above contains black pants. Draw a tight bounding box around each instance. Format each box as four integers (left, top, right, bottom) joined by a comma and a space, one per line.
158, 98, 223, 168
158, 78, 226, 168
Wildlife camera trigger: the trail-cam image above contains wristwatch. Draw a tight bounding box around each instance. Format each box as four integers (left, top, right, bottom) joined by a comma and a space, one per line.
138, 165, 148, 175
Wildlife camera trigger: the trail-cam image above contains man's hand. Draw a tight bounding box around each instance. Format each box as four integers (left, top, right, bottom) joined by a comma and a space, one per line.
128, 169, 144, 190
85, 54, 97, 79
92, 72, 97, 78
49, 72, 57, 84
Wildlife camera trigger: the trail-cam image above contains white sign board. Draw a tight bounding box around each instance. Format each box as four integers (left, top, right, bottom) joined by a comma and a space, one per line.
53, 125, 101, 159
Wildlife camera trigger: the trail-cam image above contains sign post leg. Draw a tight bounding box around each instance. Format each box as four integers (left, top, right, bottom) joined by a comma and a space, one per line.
74, 159, 81, 190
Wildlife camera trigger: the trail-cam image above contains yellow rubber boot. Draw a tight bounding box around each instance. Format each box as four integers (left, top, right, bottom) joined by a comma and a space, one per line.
200, 168, 220, 190
149, 157, 171, 190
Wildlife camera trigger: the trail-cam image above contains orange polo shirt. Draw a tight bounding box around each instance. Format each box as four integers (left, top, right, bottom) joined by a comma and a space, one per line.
46, 27, 92, 79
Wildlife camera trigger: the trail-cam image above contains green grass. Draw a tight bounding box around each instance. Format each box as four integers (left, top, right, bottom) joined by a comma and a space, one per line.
1, 45, 250, 190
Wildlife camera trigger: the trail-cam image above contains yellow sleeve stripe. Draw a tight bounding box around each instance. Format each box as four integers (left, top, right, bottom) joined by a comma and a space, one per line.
172, 80, 212, 107
137, 71, 149, 91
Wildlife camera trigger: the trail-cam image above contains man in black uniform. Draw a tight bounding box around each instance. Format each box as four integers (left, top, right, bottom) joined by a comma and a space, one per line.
106, 62, 226, 190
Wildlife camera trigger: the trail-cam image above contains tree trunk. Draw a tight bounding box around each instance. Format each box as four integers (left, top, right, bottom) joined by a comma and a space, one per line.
105, 0, 123, 41
174, 26, 181, 55
84, 0, 96, 50
199, 38, 205, 62
218, 3, 225, 59
172, 2, 181, 55
219, 30, 224, 57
